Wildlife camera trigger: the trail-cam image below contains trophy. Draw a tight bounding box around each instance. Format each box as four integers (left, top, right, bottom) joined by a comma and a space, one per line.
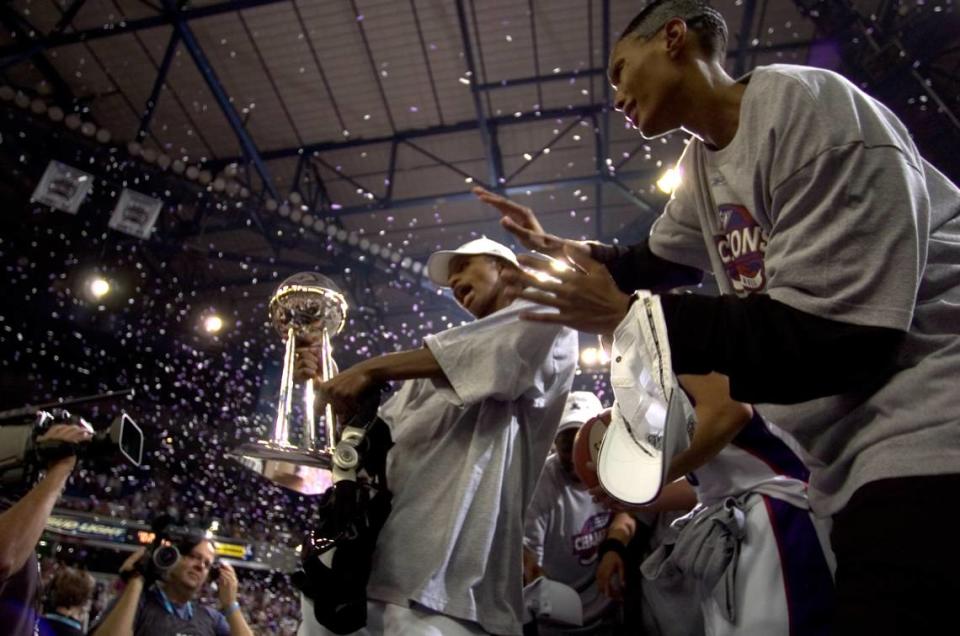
229, 272, 348, 494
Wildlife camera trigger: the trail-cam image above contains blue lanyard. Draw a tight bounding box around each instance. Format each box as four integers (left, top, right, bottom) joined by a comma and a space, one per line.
157, 587, 194, 620
44, 613, 83, 631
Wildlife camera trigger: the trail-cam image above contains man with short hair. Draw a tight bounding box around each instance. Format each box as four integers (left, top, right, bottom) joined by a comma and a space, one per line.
298, 237, 577, 635
91, 536, 253, 636
475, 0, 960, 631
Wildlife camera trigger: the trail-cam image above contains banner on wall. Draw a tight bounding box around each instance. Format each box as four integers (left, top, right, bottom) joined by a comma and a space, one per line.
46, 510, 254, 561
31, 160, 94, 214
108, 188, 163, 239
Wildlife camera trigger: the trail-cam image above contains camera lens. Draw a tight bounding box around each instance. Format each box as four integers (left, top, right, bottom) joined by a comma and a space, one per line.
153, 545, 179, 570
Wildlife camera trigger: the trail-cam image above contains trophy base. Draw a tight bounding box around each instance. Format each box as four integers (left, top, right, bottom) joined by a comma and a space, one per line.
228, 441, 334, 495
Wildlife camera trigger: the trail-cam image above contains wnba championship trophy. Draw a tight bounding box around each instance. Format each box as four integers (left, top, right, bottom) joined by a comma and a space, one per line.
229, 272, 348, 494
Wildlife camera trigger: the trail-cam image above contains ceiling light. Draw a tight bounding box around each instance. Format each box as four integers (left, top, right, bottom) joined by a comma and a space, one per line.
657, 167, 682, 194
203, 314, 224, 334
88, 276, 110, 299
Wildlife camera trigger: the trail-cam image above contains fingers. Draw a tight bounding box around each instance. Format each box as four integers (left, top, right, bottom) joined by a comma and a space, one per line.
121, 547, 146, 571
515, 254, 577, 281
518, 290, 563, 309
563, 242, 604, 274
317, 380, 360, 420
518, 311, 569, 325
499, 216, 536, 241
294, 347, 321, 383
220, 565, 237, 586
472, 186, 528, 212
40, 424, 93, 444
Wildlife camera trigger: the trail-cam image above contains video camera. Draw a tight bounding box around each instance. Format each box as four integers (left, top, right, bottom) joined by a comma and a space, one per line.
126, 516, 220, 584
0, 391, 144, 488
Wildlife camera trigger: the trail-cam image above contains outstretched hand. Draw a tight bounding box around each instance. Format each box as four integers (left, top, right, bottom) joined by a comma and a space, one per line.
501, 244, 632, 336
471, 186, 589, 260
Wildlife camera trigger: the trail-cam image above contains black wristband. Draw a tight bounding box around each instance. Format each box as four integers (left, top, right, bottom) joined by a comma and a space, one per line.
597, 538, 627, 559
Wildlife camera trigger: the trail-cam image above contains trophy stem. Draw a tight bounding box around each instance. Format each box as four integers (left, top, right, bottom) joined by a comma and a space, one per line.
303, 378, 316, 451
272, 326, 297, 444
321, 328, 337, 452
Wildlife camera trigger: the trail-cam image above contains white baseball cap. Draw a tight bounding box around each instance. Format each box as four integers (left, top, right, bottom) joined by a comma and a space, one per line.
557, 391, 604, 433
426, 237, 519, 286
596, 388, 688, 505
595, 290, 688, 505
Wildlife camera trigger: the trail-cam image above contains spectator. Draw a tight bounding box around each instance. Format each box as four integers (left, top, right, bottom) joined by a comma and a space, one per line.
40, 566, 95, 635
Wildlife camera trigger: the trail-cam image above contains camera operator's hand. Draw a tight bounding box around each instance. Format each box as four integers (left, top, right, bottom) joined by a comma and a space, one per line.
217, 562, 239, 609
119, 547, 146, 579
36, 424, 92, 472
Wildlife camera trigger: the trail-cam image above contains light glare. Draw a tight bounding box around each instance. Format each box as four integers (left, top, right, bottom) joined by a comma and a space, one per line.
89, 276, 110, 299
657, 167, 682, 194
204, 314, 224, 334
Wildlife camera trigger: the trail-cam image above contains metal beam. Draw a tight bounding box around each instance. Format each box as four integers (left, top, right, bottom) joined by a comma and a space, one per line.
476, 68, 605, 91
311, 156, 383, 206
0, 0, 290, 59
606, 177, 656, 215
403, 139, 488, 188
215, 104, 606, 166
504, 117, 584, 184
0, 7, 75, 103
350, 0, 396, 133
454, 0, 500, 187
409, 0, 445, 125
601, 0, 612, 173
734, 0, 759, 77
0, 0, 88, 72
385, 140, 398, 204
209, 38, 819, 169
323, 170, 657, 217
137, 30, 180, 141
161, 0, 275, 235
528, 0, 544, 109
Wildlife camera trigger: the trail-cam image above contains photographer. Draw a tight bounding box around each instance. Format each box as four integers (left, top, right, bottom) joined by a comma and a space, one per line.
90, 536, 254, 636
0, 424, 91, 636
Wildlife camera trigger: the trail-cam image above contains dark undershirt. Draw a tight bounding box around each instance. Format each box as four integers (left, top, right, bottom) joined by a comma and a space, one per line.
590, 240, 905, 404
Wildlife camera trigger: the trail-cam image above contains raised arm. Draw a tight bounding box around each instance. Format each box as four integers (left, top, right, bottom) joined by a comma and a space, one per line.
0, 425, 90, 581
666, 373, 752, 482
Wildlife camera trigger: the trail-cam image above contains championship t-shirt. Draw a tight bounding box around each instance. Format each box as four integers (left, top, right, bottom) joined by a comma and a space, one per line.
649, 64, 960, 515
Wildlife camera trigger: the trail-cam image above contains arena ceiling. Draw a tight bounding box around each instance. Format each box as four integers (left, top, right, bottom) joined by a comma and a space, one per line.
0, 0, 956, 387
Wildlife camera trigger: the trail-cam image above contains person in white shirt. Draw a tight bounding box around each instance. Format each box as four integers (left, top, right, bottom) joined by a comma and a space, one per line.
297, 237, 577, 636
523, 391, 624, 635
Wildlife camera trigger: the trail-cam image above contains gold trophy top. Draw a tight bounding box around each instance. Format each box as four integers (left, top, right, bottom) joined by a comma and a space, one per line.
268, 272, 348, 337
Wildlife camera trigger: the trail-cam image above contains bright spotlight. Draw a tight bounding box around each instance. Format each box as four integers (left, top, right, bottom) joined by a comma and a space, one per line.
88, 276, 110, 299
203, 314, 224, 334
656, 167, 682, 194
580, 347, 600, 366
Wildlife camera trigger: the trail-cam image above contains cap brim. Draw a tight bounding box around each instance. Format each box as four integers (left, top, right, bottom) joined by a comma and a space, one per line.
557, 417, 588, 433
597, 389, 685, 505
426, 250, 456, 286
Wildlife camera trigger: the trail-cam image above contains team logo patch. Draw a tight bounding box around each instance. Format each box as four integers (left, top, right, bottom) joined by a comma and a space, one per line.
572, 511, 613, 565
714, 204, 768, 294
